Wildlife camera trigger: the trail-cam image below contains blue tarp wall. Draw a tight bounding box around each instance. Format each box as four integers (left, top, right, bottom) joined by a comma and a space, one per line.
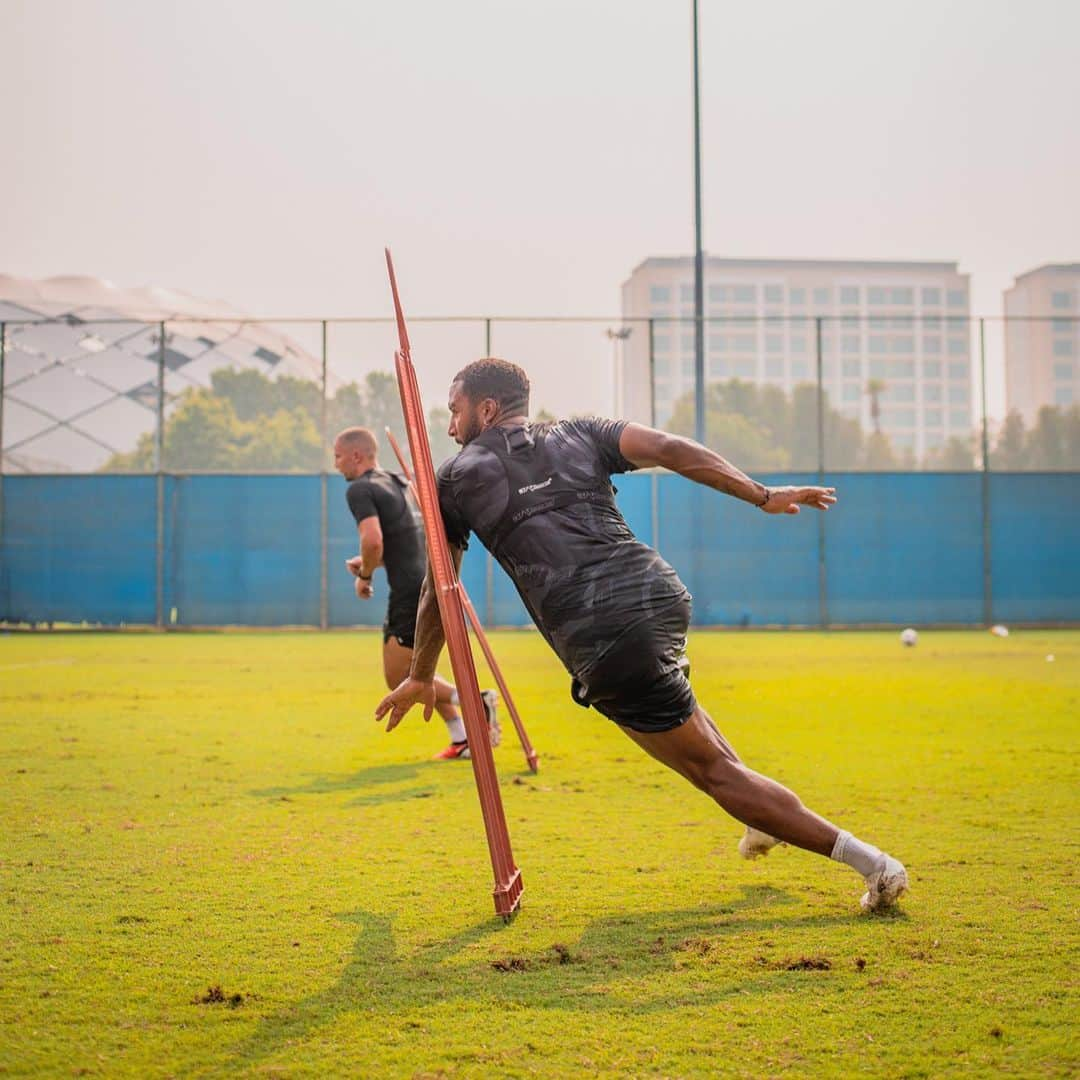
2, 472, 1078, 627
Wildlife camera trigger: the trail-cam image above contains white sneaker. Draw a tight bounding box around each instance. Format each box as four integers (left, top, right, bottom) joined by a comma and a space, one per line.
860, 855, 908, 912
481, 690, 501, 747
738, 827, 781, 860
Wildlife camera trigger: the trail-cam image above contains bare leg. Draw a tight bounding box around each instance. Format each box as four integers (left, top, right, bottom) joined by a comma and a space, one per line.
619, 705, 838, 856
383, 638, 459, 724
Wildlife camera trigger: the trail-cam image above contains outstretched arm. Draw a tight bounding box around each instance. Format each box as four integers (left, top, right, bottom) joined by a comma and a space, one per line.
618, 422, 836, 515
374, 542, 464, 730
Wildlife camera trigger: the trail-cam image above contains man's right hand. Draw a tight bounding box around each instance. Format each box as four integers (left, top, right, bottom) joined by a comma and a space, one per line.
375, 677, 436, 732
761, 485, 837, 515
354, 577, 373, 600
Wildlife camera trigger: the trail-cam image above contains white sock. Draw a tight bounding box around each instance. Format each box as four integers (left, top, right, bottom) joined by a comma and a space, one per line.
449, 689, 460, 707
444, 714, 466, 743
830, 830, 884, 877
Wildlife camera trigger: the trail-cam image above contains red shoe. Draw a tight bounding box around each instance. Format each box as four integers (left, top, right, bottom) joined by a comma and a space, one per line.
433, 740, 471, 761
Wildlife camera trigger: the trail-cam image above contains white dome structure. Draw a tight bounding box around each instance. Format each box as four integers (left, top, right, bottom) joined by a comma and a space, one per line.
0, 275, 321, 472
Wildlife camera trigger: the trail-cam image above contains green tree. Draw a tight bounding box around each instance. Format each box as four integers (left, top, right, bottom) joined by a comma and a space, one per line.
991, 411, 1028, 470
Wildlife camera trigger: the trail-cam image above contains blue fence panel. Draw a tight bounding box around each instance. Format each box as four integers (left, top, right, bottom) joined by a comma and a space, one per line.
165, 476, 321, 626
824, 473, 984, 625
0, 475, 157, 625
989, 473, 1080, 623
656, 472, 820, 626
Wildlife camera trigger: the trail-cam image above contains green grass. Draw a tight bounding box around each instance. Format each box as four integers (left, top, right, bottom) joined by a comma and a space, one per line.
1, 629, 1077, 1078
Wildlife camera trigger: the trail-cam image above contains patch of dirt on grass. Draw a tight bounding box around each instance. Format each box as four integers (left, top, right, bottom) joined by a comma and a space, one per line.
192, 984, 245, 1007
753, 955, 833, 971
491, 956, 530, 972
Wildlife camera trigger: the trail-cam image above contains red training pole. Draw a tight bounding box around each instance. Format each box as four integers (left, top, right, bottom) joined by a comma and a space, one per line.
384, 248, 523, 918
384, 425, 539, 773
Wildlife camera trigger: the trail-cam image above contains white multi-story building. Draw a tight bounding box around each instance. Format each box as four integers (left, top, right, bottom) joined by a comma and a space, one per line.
1003, 264, 1080, 424
620, 257, 972, 458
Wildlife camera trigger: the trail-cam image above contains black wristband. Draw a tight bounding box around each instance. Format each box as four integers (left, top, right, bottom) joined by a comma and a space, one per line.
358, 569, 373, 581
756, 486, 772, 508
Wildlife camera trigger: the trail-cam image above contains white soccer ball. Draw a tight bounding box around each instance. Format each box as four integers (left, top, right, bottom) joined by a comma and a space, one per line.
989, 624, 1009, 638
900, 628, 918, 647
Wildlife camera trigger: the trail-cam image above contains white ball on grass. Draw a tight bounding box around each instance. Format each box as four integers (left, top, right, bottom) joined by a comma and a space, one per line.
900, 627, 918, 647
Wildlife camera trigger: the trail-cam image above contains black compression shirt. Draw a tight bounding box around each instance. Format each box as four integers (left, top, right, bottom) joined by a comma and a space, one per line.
345, 469, 425, 593
437, 418, 688, 678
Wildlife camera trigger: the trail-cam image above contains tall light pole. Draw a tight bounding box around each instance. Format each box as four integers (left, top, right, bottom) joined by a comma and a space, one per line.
692, 0, 705, 444
606, 326, 632, 417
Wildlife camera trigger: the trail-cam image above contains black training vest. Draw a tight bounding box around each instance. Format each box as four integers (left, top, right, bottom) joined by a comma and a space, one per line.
479, 424, 618, 555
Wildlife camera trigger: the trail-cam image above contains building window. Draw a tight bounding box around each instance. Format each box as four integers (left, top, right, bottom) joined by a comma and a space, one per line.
680, 284, 694, 302
650, 285, 672, 304
682, 334, 694, 352
887, 384, 915, 403
924, 385, 943, 403
924, 361, 942, 378
868, 287, 888, 305
791, 360, 809, 379
1052, 319, 1076, 334
893, 433, 916, 450
948, 362, 968, 380
883, 408, 916, 427
733, 335, 756, 352
947, 290, 966, 308
891, 336, 915, 353
948, 338, 967, 355
789, 288, 806, 305
839, 286, 859, 305
889, 361, 914, 378
921, 287, 941, 306
841, 315, 860, 328
869, 336, 887, 353
765, 335, 783, 353
869, 359, 886, 377
924, 315, 942, 330
733, 285, 756, 303
923, 337, 942, 354
842, 383, 860, 402
1053, 362, 1074, 380
842, 358, 861, 377
813, 287, 831, 306
709, 334, 727, 353
654, 357, 670, 375
948, 385, 968, 403
924, 431, 944, 449
947, 317, 967, 333
765, 357, 783, 377
949, 409, 970, 427
1053, 339, 1075, 357
682, 357, 694, 377
924, 409, 943, 427
790, 336, 807, 353
1055, 387, 1075, 405
869, 317, 887, 331
708, 359, 727, 378
841, 335, 859, 353
1051, 291, 1074, 310
764, 284, 783, 303
654, 335, 671, 353
732, 358, 755, 377
891, 287, 914, 305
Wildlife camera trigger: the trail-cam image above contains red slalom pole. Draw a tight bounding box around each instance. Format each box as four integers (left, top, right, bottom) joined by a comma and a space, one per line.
384, 425, 539, 774
384, 249, 523, 918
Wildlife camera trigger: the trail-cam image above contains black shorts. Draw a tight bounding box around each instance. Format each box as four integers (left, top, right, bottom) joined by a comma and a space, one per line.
571, 593, 696, 734
383, 585, 421, 648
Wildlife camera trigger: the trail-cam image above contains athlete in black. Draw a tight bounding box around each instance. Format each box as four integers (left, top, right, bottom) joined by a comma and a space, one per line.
333, 426, 499, 760
376, 359, 908, 912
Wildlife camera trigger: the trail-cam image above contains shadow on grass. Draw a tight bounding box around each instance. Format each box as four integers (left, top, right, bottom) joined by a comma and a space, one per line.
251, 761, 442, 807
223, 884, 879, 1070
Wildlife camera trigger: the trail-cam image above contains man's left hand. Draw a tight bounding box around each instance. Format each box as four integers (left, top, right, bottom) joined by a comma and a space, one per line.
375, 677, 436, 732
761, 485, 837, 515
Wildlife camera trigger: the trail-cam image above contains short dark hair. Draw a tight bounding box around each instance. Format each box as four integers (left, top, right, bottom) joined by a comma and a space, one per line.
453, 358, 530, 414
334, 426, 377, 457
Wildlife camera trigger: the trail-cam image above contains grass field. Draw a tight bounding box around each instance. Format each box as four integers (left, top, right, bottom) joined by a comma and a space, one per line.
1, 629, 1077, 1078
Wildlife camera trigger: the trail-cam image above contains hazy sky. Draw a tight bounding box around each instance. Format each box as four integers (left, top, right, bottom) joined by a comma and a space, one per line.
4, 0, 1079, 415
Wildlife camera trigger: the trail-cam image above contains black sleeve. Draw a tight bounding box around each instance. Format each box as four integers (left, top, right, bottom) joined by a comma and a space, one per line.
345, 480, 377, 525
571, 417, 637, 475
436, 459, 470, 549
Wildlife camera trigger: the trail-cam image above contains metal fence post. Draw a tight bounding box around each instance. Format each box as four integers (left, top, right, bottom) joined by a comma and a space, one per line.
320, 320, 329, 630
485, 317, 491, 358
815, 316, 829, 628
648, 317, 656, 428
979, 318, 993, 626
155, 320, 166, 629
0, 322, 6, 608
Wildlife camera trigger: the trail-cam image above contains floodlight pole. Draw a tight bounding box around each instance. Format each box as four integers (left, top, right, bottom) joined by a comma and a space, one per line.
692, 0, 706, 445
385, 250, 524, 918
